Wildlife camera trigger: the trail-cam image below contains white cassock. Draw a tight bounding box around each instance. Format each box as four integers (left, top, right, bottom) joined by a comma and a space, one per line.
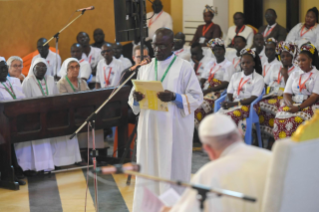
15, 58, 58, 171
146, 10, 173, 41
225, 25, 254, 48
286, 23, 319, 50
31, 50, 62, 77
81, 46, 103, 70
190, 56, 214, 80
262, 58, 281, 78
0, 77, 25, 101
252, 46, 267, 66
128, 54, 203, 212
52, 58, 83, 166
96, 59, 123, 88
170, 142, 272, 212
118, 55, 132, 70
174, 46, 191, 62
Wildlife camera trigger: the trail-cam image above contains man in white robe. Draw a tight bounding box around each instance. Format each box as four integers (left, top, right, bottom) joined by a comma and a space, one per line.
31, 38, 62, 77
129, 28, 203, 212
146, 0, 173, 41
15, 58, 58, 172
165, 113, 272, 212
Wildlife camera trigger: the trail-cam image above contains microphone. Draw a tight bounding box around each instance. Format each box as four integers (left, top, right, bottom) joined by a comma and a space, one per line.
93, 163, 140, 174
76, 6, 95, 12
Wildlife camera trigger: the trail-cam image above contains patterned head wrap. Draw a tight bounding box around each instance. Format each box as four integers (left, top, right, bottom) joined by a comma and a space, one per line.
207, 38, 225, 48
265, 37, 278, 45
203, 5, 216, 15
300, 43, 316, 55
240, 49, 256, 58
276, 41, 298, 60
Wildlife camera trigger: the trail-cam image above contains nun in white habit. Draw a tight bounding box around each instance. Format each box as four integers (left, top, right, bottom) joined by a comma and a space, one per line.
51, 58, 83, 166
15, 58, 57, 171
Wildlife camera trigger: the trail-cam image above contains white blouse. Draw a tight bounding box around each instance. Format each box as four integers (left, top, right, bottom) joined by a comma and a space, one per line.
190, 56, 214, 80
262, 58, 281, 78
264, 64, 297, 88
225, 50, 241, 73
227, 71, 264, 101
0, 77, 25, 101
201, 59, 235, 83
96, 59, 123, 88
225, 25, 254, 48
252, 46, 267, 66
286, 23, 319, 50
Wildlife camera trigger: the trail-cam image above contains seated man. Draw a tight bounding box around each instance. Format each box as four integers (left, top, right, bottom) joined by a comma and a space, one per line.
7, 56, 25, 82
91, 28, 106, 49
70, 43, 92, 81
95, 43, 123, 88
166, 113, 272, 212
190, 42, 213, 80
173, 32, 191, 61
113, 42, 133, 70
31, 38, 62, 77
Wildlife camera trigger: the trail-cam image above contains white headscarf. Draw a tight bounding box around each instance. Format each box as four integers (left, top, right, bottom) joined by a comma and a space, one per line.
28, 57, 49, 77
7, 56, 23, 66
0, 57, 5, 62
58, 58, 80, 78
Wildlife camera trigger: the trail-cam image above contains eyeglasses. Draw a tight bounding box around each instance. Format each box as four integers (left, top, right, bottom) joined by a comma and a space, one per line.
135, 55, 149, 59
68, 65, 80, 70
152, 44, 168, 50
10, 64, 23, 68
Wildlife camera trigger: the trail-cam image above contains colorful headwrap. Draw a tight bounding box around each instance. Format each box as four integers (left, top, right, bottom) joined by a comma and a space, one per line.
276, 41, 297, 60
300, 43, 316, 55
203, 5, 216, 15
265, 37, 278, 45
240, 49, 256, 58
207, 38, 225, 48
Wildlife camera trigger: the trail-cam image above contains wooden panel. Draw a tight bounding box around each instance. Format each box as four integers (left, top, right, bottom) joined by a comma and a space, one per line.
0, 0, 115, 62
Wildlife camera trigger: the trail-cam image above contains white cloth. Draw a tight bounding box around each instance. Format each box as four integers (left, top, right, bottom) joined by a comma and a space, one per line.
79, 59, 92, 79
225, 50, 242, 73
286, 23, 319, 50
81, 46, 103, 70
225, 25, 254, 48
174, 46, 191, 62
264, 64, 297, 88
170, 142, 272, 212
201, 59, 235, 82
146, 11, 173, 40
16, 58, 57, 171
0, 77, 25, 101
252, 46, 267, 66
128, 54, 203, 212
262, 58, 281, 78
118, 55, 132, 70
227, 70, 264, 101
190, 56, 214, 80
0, 56, 5, 62
96, 59, 122, 88
31, 50, 61, 77
284, 67, 319, 96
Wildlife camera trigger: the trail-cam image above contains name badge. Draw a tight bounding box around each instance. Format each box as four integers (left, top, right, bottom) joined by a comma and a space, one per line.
199, 37, 206, 44
203, 81, 210, 90
293, 94, 305, 104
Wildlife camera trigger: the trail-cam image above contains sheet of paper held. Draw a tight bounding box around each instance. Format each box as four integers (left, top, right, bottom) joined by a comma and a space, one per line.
132, 80, 169, 112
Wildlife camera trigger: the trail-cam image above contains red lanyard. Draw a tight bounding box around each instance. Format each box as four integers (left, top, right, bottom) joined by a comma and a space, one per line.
89, 55, 93, 64
277, 66, 295, 84
202, 22, 214, 36
148, 11, 163, 27
104, 67, 112, 86
195, 62, 202, 75
299, 72, 313, 92
233, 58, 240, 68
263, 25, 275, 37
231, 25, 245, 44
263, 65, 271, 77
300, 25, 314, 37
237, 78, 250, 95
175, 49, 184, 55
208, 63, 223, 82
79, 59, 85, 63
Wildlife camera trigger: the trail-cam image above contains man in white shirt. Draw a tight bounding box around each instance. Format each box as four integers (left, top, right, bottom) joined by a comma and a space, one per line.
31, 38, 61, 77
113, 42, 133, 70
95, 43, 122, 88
70, 43, 92, 81
173, 32, 191, 61
225, 36, 247, 72
190, 42, 214, 79
165, 113, 272, 212
146, 0, 173, 41
263, 38, 281, 77
77, 32, 103, 72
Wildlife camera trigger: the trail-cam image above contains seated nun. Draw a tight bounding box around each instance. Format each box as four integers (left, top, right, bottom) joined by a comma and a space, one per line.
164, 113, 271, 212
7, 56, 25, 82
15, 58, 58, 172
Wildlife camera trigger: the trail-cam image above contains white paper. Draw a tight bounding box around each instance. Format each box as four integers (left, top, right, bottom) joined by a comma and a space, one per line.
159, 188, 181, 207
141, 187, 164, 212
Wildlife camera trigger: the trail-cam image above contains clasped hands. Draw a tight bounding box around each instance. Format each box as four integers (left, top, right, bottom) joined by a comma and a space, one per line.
221, 101, 237, 109
133, 90, 176, 102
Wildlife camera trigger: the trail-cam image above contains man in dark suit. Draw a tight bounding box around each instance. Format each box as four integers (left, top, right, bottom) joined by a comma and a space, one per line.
258, 9, 287, 42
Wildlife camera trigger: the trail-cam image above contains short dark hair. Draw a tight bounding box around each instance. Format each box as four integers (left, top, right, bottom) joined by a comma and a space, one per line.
266, 8, 277, 17
234, 36, 247, 44
234, 12, 245, 19
191, 42, 202, 49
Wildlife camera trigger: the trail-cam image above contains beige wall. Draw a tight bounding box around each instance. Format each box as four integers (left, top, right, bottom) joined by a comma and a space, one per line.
263, 0, 286, 27
171, 0, 183, 33
228, 0, 244, 26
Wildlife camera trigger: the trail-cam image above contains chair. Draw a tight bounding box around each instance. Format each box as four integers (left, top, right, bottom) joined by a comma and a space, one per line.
261, 113, 319, 212
214, 88, 265, 147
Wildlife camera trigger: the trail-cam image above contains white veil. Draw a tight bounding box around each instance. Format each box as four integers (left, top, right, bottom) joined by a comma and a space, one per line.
58, 58, 80, 78
28, 57, 49, 78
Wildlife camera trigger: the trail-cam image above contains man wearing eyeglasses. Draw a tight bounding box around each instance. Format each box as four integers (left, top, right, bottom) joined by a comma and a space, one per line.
129, 28, 203, 212
173, 32, 191, 62
7, 56, 25, 82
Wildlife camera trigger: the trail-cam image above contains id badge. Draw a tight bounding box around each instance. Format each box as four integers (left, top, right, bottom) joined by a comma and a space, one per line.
199, 37, 206, 44
277, 87, 285, 96
294, 94, 304, 104
203, 81, 210, 90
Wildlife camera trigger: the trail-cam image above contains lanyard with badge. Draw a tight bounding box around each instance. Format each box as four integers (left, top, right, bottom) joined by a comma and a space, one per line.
233, 58, 240, 69
204, 63, 223, 90
263, 25, 275, 37
148, 11, 164, 27
1, 79, 16, 99
294, 72, 313, 103
199, 23, 214, 44
104, 67, 112, 86
237, 77, 250, 96
155, 55, 177, 82
37, 78, 48, 96
300, 25, 314, 37
65, 76, 80, 92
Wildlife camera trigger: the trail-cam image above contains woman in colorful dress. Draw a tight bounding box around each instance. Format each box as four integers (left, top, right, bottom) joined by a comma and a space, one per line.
194, 39, 236, 127
259, 41, 298, 138
273, 44, 319, 140
219, 49, 264, 131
